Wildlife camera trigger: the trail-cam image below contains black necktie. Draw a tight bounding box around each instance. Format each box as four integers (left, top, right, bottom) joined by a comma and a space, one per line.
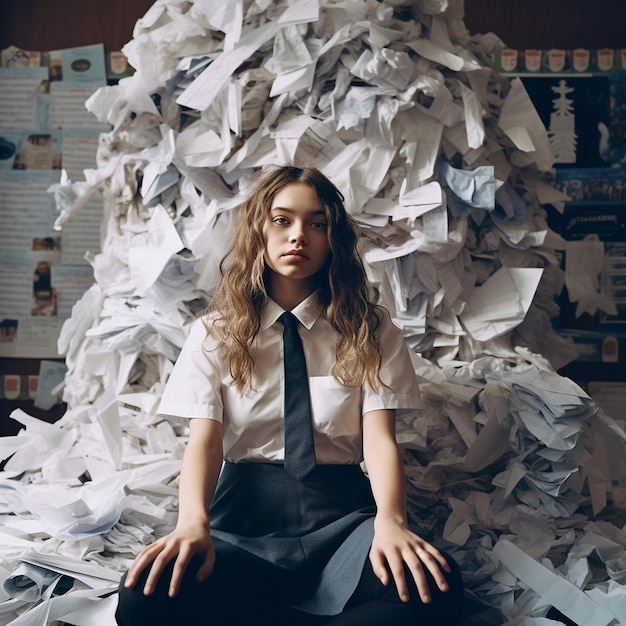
279, 311, 316, 480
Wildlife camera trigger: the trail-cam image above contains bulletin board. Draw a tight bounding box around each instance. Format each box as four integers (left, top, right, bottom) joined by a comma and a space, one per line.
0, 0, 153, 434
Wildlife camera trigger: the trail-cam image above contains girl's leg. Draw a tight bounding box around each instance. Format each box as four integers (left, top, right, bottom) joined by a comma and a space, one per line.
115, 555, 266, 626
324, 551, 465, 626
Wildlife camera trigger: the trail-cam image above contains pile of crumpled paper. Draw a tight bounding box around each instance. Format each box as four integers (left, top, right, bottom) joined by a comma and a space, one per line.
1, 1, 625, 624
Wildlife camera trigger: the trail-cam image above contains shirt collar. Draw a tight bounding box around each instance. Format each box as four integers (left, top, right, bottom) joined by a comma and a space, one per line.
261, 291, 324, 330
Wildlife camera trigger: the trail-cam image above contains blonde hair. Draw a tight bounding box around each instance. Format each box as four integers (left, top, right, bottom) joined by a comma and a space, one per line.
207, 166, 384, 390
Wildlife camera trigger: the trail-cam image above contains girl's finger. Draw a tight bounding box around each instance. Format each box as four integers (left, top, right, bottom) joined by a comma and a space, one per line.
168, 546, 193, 597
388, 553, 411, 603
406, 550, 433, 603
410, 548, 451, 599
418, 544, 451, 572
369, 548, 390, 586
124, 544, 161, 588
196, 547, 216, 583
417, 547, 451, 592
143, 548, 175, 596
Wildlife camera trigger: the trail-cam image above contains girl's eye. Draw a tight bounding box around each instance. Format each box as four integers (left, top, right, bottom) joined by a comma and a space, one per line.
311, 221, 327, 230
273, 216, 289, 225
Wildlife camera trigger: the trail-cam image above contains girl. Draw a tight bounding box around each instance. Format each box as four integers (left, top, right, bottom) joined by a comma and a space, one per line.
116, 166, 464, 625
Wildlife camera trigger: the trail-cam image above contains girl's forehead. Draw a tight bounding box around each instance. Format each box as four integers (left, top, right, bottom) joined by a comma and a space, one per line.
270, 183, 322, 207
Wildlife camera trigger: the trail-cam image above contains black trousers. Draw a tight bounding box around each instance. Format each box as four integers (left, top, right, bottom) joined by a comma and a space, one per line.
116, 463, 464, 624
116, 550, 464, 626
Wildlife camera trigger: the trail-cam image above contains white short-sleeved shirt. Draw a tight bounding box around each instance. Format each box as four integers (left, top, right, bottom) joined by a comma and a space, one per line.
158, 293, 420, 464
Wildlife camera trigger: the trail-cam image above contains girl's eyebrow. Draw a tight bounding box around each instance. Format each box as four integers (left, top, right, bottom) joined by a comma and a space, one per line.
270, 206, 326, 216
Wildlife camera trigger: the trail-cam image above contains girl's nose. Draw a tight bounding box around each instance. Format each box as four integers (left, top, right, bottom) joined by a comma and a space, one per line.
289, 223, 306, 243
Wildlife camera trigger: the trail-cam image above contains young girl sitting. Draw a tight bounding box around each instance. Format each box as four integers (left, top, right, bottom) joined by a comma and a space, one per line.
116, 165, 464, 625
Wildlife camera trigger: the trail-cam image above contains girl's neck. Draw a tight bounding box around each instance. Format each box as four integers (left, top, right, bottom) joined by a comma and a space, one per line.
268, 274, 317, 311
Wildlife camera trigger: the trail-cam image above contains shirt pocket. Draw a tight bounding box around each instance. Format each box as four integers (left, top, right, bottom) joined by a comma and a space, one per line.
308, 376, 362, 437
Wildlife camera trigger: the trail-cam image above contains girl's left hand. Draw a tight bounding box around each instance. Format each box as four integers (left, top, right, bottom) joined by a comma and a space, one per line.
369, 517, 451, 604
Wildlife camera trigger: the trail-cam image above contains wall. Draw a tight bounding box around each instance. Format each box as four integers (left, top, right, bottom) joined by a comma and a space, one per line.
464, 0, 626, 49
466, 0, 626, 385
1, 0, 624, 434
0, 0, 154, 51
4, 0, 626, 54
0, 0, 153, 434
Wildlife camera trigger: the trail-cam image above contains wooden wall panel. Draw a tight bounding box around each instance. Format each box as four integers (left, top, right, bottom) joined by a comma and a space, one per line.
464, 0, 626, 50
3, 1, 626, 63
4, 1, 626, 54
0, 0, 154, 52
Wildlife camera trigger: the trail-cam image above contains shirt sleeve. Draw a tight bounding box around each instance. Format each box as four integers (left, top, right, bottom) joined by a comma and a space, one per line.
157, 317, 224, 422
362, 309, 421, 414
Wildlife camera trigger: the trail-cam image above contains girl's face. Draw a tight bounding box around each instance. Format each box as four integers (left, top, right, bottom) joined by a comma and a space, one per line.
262, 182, 331, 294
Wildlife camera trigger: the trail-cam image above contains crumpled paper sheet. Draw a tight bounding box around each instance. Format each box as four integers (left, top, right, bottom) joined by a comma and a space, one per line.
1, 1, 625, 624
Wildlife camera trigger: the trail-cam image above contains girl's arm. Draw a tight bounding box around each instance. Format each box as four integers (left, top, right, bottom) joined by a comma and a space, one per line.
363, 409, 451, 604
124, 417, 223, 597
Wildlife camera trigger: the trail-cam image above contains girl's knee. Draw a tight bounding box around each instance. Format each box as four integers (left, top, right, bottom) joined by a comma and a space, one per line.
115, 567, 178, 626
414, 552, 465, 622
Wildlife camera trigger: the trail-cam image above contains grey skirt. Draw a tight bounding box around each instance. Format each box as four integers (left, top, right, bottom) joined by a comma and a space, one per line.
208, 461, 377, 616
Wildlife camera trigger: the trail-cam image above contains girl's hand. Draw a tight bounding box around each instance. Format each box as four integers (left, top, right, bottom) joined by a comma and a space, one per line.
369, 517, 451, 604
123, 521, 215, 598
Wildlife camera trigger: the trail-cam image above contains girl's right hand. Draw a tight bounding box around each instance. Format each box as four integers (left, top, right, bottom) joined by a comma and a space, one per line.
123, 521, 215, 598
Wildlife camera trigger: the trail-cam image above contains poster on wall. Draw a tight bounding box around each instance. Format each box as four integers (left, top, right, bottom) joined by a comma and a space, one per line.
609, 74, 626, 166
0, 44, 107, 358
520, 76, 611, 168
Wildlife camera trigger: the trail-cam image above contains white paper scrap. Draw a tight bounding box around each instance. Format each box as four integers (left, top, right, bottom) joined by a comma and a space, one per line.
493, 539, 615, 626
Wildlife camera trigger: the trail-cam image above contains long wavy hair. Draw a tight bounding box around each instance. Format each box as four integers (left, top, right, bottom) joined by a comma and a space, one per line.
207, 165, 384, 391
